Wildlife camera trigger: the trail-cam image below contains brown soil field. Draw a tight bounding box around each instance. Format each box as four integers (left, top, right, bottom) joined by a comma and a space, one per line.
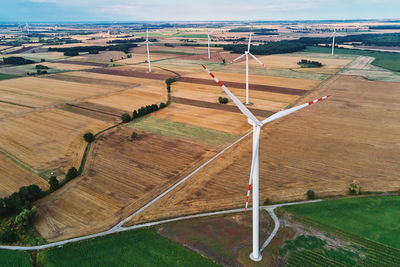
116, 53, 183, 64
55, 60, 108, 67
128, 75, 400, 225
35, 126, 217, 241
185, 71, 319, 91
0, 108, 112, 171
179, 76, 307, 96
151, 103, 251, 135
38, 62, 98, 71
172, 82, 298, 112
0, 77, 123, 108
58, 71, 158, 85
171, 97, 273, 118
0, 153, 48, 198
179, 51, 225, 62
0, 102, 31, 118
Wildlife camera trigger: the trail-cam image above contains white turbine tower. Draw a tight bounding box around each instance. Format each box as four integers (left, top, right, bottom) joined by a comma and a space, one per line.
230, 25, 266, 105
201, 64, 330, 262
144, 27, 152, 73
207, 32, 213, 59
25, 23, 30, 34
331, 27, 336, 56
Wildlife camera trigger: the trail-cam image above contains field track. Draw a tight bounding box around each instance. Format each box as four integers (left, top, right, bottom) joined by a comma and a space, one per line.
179, 77, 307, 95
171, 96, 274, 117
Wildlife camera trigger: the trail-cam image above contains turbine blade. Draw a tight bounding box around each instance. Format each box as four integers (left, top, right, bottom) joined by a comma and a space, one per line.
249, 53, 266, 68
201, 64, 260, 125
245, 127, 260, 213
261, 95, 331, 126
230, 53, 246, 64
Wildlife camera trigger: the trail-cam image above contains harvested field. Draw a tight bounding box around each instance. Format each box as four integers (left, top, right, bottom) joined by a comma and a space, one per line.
151, 103, 250, 135
55, 60, 108, 67
3, 46, 35, 54
127, 116, 240, 146
0, 101, 31, 118
61, 103, 120, 123
172, 81, 298, 110
171, 96, 274, 117
87, 83, 167, 112
128, 75, 400, 225
0, 108, 112, 171
0, 153, 48, 198
179, 76, 307, 95
65, 51, 127, 64
84, 67, 173, 80
35, 126, 217, 241
184, 71, 319, 91
0, 77, 123, 108
116, 53, 183, 64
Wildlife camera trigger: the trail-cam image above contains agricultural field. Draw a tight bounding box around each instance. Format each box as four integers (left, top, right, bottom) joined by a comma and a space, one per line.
65, 51, 127, 64
0, 108, 113, 172
34, 126, 218, 241
0, 73, 20, 81
0, 250, 32, 267
281, 196, 400, 267
36, 228, 218, 267
0, 76, 124, 109
127, 74, 400, 225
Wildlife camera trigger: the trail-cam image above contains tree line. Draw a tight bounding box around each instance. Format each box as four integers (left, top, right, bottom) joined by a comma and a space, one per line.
48, 43, 138, 56
223, 40, 307, 55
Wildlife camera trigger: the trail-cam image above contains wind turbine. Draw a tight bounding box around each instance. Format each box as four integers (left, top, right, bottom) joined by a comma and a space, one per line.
207, 31, 213, 59
230, 25, 266, 105
330, 27, 336, 56
201, 64, 330, 262
25, 23, 30, 34
144, 27, 152, 73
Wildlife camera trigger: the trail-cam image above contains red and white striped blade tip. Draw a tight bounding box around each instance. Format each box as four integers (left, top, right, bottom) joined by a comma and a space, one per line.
308, 95, 331, 105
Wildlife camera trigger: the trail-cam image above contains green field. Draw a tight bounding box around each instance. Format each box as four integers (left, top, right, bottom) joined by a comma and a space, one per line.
0, 250, 32, 267
305, 46, 400, 72
132, 32, 165, 37
37, 228, 219, 267
284, 196, 400, 249
173, 33, 209, 38
0, 73, 20, 80
127, 116, 239, 146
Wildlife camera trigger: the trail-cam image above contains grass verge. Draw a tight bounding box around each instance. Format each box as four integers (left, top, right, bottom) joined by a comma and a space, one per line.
0, 250, 32, 267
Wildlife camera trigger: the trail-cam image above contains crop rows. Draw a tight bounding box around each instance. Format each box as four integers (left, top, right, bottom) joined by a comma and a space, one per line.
286, 250, 350, 267
291, 215, 400, 267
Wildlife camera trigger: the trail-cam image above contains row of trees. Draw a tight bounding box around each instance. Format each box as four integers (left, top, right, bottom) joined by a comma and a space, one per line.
223, 40, 307, 55
299, 33, 400, 47
298, 59, 323, 68
3, 56, 35, 65
49, 43, 139, 56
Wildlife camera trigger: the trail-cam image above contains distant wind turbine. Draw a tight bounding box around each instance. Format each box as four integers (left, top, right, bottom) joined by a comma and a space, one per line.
141, 27, 153, 73
230, 25, 266, 105
201, 63, 331, 262
331, 27, 336, 56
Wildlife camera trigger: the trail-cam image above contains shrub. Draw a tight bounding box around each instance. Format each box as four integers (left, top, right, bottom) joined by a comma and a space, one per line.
263, 198, 271, 205
218, 96, 228, 104
131, 131, 138, 140
66, 167, 78, 180
49, 176, 59, 191
349, 180, 361, 195
35, 64, 49, 70
3, 56, 35, 65
83, 132, 95, 143
132, 110, 138, 119
88, 50, 99, 54
110, 59, 113, 62
40, 58, 45, 62
159, 102, 167, 109
0, 228, 18, 243
14, 206, 37, 228
306, 189, 315, 199
167, 84, 171, 93
121, 113, 131, 123
64, 50, 79, 56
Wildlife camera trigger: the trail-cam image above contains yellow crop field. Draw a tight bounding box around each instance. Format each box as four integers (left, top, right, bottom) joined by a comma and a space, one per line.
186, 71, 320, 90
0, 77, 122, 108
0, 108, 112, 171
0, 102, 31, 118
0, 153, 49, 198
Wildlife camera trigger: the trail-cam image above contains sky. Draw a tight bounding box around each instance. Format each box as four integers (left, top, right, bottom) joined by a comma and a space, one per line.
1, 0, 399, 22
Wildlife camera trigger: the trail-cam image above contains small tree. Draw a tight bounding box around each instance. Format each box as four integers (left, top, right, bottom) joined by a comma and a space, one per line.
83, 132, 95, 143
263, 198, 271, 205
66, 167, 78, 180
110, 58, 113, 62
121, 113, 131, 123
218, 96, 228, 104
349, 180, 361, 195
222, 58, 226, 64
0, 228, 18, 243
49, 176, 59, 191
131, 131, 138, 140
14, 206, 37, 228
159, 102, 167, 109
306, 189, 315, 200
132, 110, 138, 119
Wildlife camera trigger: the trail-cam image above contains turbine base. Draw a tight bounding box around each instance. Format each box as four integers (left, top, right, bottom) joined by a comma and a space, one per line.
249, 252, 262, 262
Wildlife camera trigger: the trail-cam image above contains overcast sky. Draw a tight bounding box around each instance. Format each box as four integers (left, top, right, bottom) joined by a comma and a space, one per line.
1, 0, 399, 22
